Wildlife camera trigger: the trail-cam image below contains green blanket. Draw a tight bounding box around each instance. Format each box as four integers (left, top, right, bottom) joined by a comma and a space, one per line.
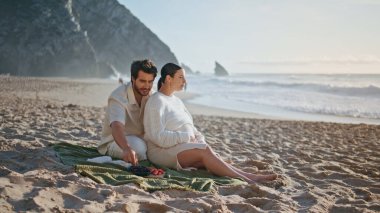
52, 142, 246, 192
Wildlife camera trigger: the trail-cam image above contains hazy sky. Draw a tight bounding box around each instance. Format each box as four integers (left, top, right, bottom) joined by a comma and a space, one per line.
120, 0, 380, 74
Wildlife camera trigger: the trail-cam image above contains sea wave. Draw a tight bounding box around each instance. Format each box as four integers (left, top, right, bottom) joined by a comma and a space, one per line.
186, 75, 380, 121
210, 78, 380, 98
241, 97, 380, 119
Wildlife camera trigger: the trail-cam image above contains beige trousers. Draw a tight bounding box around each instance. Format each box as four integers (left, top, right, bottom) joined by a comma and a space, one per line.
106, 135, 147, 160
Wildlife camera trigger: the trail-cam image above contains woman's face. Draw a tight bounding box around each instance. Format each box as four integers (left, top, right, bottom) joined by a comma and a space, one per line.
170, 69, 187, 91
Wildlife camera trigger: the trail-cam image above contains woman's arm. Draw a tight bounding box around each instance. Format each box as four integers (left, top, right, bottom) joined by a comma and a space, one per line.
144, 97, 193, 148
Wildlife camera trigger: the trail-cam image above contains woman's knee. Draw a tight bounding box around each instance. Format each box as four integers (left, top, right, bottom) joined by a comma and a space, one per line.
189, 146, 214, 161
203, 146, 222, 160
177, 146, 213, 160
204, 145, 215, 155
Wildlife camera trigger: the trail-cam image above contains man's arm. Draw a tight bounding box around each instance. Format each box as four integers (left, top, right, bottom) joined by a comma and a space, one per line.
111, 121, 138, 165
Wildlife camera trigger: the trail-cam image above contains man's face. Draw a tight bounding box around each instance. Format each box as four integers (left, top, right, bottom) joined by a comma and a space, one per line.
132, 71, 155, 96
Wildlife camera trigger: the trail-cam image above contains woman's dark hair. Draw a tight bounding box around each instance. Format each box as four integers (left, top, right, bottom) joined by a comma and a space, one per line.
158, 63, 182, 90
131, 59, 157, 80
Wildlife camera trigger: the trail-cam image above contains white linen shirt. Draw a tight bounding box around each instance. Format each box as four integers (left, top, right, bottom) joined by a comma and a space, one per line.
98, 82, 150, 154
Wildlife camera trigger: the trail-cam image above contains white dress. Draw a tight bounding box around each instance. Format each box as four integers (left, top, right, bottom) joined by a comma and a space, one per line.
143, 92, 207, 169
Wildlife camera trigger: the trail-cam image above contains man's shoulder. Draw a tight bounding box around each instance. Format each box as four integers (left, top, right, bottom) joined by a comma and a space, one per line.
108, 83, 130, 105
112, 82, 130, 94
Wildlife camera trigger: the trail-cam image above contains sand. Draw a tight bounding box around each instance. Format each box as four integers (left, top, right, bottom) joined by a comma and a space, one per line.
0, 75, 379, 212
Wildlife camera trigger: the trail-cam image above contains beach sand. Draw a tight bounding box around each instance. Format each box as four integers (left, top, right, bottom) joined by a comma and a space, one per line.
0, 75, 379, 212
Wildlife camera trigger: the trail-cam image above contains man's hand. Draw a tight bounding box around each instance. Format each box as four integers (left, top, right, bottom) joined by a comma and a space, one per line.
111, 121, 139, 165
122, 147, 138, 165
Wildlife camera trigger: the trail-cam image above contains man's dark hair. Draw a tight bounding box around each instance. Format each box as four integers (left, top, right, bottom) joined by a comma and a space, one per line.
131, 59, 158, 80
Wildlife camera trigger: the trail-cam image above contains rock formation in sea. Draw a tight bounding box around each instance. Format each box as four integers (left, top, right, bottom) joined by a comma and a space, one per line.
214, 61, 229, 76
0, 0, 178, 77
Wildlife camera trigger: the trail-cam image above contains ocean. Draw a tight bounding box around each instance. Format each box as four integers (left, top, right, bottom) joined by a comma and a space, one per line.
184, 73, 380, 125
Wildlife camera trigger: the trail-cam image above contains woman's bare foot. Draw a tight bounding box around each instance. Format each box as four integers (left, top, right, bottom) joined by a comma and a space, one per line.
249, 173, 278, 183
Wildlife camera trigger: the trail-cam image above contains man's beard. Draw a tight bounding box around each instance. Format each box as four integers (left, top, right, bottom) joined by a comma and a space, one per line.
134, 84, 150, 96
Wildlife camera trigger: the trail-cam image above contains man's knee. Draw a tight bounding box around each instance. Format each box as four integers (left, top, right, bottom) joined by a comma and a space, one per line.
126, 135, 147, 160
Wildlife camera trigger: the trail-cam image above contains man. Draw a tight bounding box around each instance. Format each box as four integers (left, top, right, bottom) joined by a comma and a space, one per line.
98, 59, 157, 165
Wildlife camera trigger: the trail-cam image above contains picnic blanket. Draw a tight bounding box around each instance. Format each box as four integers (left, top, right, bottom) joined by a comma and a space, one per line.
52, 142, 246, 192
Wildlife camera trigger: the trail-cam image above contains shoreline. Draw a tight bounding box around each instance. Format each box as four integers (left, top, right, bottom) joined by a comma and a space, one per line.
1, 75, 379, 125
175, 91, 283, 120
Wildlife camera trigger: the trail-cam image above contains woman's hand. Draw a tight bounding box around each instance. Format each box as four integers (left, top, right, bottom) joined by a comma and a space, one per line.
190, 135, 197, 143
194, 131, 205, 143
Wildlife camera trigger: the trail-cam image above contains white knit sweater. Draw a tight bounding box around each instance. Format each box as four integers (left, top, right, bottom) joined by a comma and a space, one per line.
144, 92, 203, 148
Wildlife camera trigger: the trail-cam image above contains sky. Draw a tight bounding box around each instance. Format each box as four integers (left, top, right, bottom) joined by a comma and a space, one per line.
120, 0, 380, 74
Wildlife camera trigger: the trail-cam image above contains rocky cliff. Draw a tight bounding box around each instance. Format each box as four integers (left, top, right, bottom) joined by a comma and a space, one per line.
0, 0, 178, 77
180, 63, 195, 75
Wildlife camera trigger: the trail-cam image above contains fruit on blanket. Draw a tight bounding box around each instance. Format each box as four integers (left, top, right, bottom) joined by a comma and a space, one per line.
128, 165, 151, 176
149, 168, 165, 176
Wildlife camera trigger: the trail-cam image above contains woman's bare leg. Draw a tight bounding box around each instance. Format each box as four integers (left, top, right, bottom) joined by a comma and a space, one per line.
206, 146, 278, 182
177, 146, 253, 183
178, 146, 277, 183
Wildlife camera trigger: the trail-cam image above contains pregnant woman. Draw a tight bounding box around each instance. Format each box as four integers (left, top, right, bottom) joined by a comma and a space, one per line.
143, 63, 277, 183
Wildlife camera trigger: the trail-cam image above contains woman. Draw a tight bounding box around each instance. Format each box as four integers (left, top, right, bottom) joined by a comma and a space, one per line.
143, 63, 277, 183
